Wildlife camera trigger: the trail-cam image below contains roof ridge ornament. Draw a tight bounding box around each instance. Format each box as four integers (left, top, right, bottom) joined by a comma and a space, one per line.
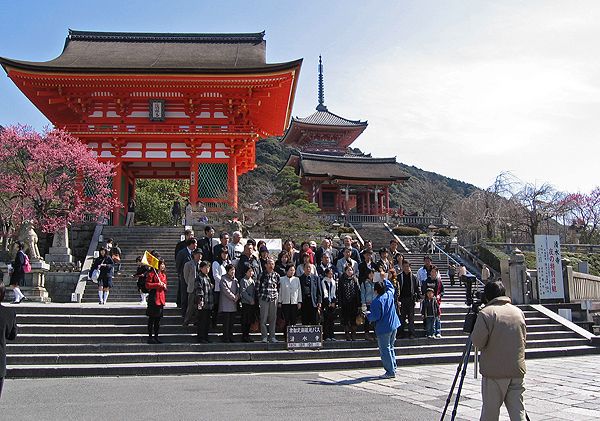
316, 55, 328, 112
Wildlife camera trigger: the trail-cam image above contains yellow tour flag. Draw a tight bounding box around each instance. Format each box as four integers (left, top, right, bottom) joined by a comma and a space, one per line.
141, 251, 159, 270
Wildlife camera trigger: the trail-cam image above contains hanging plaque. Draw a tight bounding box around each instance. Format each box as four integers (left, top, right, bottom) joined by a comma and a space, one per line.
149, 99, 165, 121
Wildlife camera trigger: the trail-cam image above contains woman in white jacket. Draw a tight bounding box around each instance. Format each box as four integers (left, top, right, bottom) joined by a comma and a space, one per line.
211, 248, 230, 328
278, 265, 302, 336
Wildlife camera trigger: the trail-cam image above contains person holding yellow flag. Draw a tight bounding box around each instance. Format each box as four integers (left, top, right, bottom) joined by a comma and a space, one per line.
145, 258, 167, 344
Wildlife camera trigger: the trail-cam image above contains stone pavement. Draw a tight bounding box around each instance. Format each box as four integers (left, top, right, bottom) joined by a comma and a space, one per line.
319, 354, 600, 420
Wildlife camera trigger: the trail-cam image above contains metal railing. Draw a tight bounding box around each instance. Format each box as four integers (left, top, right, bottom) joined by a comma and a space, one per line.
569, 271, 600, 301
433, 242, 482, 285
393, 215, 445, 226
319, 214, 447, 226
487, 242, 600, 254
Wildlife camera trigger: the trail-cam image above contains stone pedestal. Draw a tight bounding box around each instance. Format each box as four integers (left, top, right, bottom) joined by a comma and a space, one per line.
23, 260, 51, 303
508, 249, 527, 305
0, 262, 10, 285
45, 227, 73, 264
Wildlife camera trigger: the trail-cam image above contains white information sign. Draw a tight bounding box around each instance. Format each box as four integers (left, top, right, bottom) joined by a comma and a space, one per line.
534, 235, 565, 300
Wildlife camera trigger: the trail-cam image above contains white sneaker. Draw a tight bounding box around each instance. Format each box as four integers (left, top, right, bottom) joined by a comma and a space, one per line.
435, 334, 442, 338
270, 338, 279, 343
427, 335, 434, 339
261, 338, 268, 343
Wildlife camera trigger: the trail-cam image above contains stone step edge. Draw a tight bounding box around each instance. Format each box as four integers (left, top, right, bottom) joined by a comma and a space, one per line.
6, 346, 600, 378
8, 338, 590, 361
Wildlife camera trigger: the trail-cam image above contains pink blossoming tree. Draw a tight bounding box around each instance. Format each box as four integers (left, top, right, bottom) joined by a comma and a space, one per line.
0, 125, 120, 246
563, 188, 600, 243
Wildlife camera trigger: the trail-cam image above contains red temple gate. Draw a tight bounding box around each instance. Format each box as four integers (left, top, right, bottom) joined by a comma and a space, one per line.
1, 30, 301, 224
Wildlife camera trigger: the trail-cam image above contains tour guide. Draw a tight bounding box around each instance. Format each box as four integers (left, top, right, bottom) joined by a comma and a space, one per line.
471, 281, 527, 421
367, 280, 401, 378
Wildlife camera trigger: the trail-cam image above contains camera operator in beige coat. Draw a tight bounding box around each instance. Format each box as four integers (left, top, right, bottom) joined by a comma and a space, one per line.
471, 281, 527, 421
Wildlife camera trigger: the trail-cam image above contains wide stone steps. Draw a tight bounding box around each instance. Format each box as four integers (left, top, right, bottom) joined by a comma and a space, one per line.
8, 345, 599, 378
5, 301, 598, 378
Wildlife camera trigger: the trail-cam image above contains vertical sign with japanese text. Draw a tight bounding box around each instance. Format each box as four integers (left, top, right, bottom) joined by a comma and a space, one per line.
149, 99, 165, 121
534, 235, 565, 300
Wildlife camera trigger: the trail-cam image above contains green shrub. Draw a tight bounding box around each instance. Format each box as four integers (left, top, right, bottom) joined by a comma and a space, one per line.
393, 226, 423, 236
526, 251, 600, 276
435, 228, 450, 237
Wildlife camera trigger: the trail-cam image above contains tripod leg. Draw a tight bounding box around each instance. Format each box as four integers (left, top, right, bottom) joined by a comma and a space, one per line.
451, 338, 472, 421
440, 337, 472, 421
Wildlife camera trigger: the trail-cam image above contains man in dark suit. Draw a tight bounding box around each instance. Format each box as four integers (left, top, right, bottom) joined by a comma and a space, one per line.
0, 283, 18, 398
198, 225, 215, 263
174, 229, 194, 261
175, 237, 197, 314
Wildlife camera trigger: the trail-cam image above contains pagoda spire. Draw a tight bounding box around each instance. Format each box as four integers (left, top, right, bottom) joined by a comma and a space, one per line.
316, 55, 328, 112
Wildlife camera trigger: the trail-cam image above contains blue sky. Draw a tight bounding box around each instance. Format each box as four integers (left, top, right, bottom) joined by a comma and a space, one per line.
1, 0, 598, 193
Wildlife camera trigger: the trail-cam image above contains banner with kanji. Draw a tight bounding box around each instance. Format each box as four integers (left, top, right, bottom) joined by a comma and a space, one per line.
141, 250, 160, 270
534, 235, 565, 300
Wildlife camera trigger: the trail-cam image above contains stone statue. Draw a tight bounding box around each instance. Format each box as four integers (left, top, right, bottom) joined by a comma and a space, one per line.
17, 220, 41, 261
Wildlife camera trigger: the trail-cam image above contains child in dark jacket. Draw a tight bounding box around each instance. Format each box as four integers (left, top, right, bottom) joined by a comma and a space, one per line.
420, 288, 441, 338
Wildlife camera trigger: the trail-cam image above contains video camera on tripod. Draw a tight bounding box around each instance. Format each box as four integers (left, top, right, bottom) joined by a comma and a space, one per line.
463, 291, 486, 334
441, 292, 486, 421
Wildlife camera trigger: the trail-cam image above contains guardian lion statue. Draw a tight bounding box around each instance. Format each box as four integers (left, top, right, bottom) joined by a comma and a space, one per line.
17, 220, 41, 261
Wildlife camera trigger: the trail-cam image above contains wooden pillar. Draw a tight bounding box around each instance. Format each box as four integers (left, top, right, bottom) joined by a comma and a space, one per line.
112, 160, 122, 226
366, 188, 371, 215
385, 186, 390, 214
318, 183, 323, 209
380, 191, 385, 215
189, 158, 198, 207
228, 155, 238, 211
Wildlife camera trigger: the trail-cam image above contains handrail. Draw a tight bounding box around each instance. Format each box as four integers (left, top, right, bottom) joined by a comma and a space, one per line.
456, 244, 501, 280
570, 271, 600, 302
383, 222, 410, 254
441, 243, 485, 287
349, 223, 365, 249
73, 224, 103, 302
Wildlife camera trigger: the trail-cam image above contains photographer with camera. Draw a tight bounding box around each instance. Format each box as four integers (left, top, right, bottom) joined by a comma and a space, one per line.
471, 281, 527, 421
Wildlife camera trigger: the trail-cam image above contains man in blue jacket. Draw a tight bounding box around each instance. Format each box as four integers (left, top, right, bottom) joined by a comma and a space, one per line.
367, 280, 401, 378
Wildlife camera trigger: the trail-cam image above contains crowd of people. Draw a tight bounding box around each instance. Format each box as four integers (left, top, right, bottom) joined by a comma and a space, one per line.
131, 226, 461, 345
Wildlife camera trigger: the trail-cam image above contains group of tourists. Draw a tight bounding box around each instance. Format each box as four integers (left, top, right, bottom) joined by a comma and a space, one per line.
133, 227, 453, 346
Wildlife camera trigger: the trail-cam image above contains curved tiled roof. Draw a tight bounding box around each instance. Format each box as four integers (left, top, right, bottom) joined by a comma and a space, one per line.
0, 29, 302, 74
293, 110, 367, 127
295, 152, 409, 182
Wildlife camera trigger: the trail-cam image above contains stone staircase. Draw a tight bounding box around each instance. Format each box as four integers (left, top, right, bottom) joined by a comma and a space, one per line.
352, 223, 396, 250
6, 251, 599, 378
82, 226, 191, 303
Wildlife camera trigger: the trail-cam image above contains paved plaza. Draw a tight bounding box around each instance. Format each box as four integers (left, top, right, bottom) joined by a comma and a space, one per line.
0, 355, 598, 420
319, 354, 600, 420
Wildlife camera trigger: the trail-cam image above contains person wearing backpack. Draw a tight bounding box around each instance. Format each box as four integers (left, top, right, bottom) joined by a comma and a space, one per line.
90, 247, 114, 305
9, 241, 29, 304
133, 256, 149, 304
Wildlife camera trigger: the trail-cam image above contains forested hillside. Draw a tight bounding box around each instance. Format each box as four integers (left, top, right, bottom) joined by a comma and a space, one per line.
240, 139, 479, 218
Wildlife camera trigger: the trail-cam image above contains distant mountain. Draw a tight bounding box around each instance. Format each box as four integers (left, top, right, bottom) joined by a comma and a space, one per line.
239, 138, 479, 218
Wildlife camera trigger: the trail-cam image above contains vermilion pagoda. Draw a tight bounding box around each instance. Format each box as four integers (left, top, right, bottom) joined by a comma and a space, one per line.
0, 30, 301, 225
282, 57, 408, 216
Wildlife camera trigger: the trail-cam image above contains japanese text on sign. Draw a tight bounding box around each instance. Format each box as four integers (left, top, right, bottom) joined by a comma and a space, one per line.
287, 325, 322, 350
534, 235, 565, 300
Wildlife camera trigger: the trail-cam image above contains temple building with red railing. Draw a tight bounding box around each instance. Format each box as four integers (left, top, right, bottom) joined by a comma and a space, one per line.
282, 56, 408, 216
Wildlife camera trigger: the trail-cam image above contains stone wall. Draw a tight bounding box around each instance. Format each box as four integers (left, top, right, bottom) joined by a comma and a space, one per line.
45, 272, 79, 303
70, 224, 96, 264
